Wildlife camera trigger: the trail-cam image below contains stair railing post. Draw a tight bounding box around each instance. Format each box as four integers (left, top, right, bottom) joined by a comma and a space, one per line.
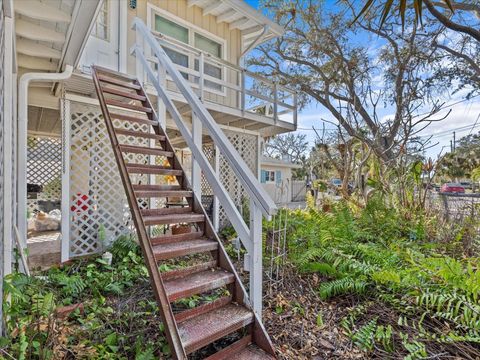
191, 112, 202, 198
157, 59, 167, 130
135, 25, 145, 85
212, 145, 220, 231
249, 198, 263, 318
199, 52, 204, 102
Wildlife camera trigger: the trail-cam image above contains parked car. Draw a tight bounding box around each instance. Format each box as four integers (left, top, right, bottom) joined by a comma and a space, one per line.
460, 181, 472, 190
440, 183, 465, 194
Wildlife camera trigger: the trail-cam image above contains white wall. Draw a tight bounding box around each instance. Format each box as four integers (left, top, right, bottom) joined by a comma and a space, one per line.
261, 165, 293, 204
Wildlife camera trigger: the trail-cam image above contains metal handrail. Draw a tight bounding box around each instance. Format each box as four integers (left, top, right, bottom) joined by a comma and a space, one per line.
133, 17, 277, 218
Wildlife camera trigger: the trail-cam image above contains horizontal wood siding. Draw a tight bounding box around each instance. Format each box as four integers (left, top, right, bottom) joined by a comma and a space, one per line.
127, 0, 241, 108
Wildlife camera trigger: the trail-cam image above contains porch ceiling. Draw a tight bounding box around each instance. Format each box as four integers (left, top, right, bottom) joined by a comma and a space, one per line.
187, 0, 284, 51
14, 0, 103, 85
28, 106, 61, 136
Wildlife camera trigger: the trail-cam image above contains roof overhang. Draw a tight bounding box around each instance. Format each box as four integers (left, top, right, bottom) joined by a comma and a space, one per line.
261, 157, 302, 169
187, 0, 284, 53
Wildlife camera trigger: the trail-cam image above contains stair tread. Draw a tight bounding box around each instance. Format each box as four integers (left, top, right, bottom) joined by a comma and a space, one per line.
151, 231, 203, 245
135, 190, 193, 198
95, 65, 138, 81
164, 269, 234, 302
161, 260, 217, 281
97, 74, 141, 90
178, 303, 254, 354
153, 239, 218, 260
115, 128, 166, 141
102, 86, 146, 101
119, 144, 173, 157
230, 345, 276, 360
126, 164, 182, 176
109, 112, 157, 126
106, 99, 152, 113
143, 212, 204, 225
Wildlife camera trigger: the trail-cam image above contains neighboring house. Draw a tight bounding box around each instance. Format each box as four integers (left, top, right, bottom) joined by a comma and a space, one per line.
260, 156, 303, 204
0, 0, 298, 274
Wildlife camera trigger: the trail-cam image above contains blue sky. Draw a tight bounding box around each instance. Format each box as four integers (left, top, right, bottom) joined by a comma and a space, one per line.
244, 0, 480, 158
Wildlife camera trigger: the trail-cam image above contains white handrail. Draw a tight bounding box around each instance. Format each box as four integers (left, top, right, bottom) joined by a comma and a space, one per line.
132, 17, 277, 218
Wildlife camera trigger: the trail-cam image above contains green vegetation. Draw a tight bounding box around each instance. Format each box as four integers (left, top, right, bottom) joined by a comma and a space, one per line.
1, 236, 171, 359
283, 198, 480, 358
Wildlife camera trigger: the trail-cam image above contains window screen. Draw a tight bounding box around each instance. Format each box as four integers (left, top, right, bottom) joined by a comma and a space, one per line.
194, 33, 222, 57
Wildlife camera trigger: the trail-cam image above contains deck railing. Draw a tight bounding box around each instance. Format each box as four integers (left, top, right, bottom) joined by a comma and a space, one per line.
140, 28, 297, 126
132, 17, 278, 316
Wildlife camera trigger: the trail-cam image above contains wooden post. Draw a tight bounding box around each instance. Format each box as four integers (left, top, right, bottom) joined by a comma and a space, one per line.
61, 99, 71, 262
199, 52, 204, 102
249, 198, 263, 318
191, 113, 202, 198
273, 81, 278, 122
212, 145, 220, 231
241, 70, 246, 113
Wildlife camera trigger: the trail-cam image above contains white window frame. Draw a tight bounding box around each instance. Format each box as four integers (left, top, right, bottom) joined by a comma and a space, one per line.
92, 0, 109, 41
265, 170, 275, 183
147, 4, 227, 97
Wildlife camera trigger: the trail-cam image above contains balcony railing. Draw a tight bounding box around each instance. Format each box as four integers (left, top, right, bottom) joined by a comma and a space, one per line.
141, 30, 298, 127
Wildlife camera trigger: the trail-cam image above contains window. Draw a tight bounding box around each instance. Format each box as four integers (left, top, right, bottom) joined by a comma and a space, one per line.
153, 12, 224, 93
155, 15, 188, 44
261, 170, 276, 183
92, 1, 109, 40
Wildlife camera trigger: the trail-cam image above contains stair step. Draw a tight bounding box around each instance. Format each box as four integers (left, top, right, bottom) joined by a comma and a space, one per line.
98, 74, 141, 90
119, 145, 173, 157
143, 212, 204, 225
110, 112, 157, 126
106, 99, 152, 113
95, 65, 138, 81
134, 184, 181, 191
135, 190, 193, 199
204, 335, 252, 360
126, 164, 182, 176
176, 295, 232, 324
141, 206, 191, 217
153, 239, 218, 260
152, 231, 204, 246
206, 338, 275, 360
177, 303, 254, 354
233, 345, 276, 360
164, 269, 234, 302
115, 128, 166, 141
102, 86, 146, 101
161, 260, 217, 281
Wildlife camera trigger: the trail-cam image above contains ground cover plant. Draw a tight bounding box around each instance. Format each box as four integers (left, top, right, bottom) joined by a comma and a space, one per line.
280, 197, 480, 359
1, 236, 172, 359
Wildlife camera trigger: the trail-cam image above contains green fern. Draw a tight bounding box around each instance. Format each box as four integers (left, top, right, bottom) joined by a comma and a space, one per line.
351, 318, 378, 351
319, 277, 367, 299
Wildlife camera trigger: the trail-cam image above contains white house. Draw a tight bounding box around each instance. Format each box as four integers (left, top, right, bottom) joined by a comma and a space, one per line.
0, 0, 299, 346
260, 156, 303, 204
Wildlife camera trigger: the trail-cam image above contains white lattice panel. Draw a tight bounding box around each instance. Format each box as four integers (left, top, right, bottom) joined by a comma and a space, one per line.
202, 130, 258, 228
69, 102, 150, 256
26, 137, 62, 213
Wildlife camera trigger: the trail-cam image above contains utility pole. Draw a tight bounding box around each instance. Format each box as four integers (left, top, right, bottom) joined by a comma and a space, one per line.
450, 140, 453, 152
453, 131, 456, 152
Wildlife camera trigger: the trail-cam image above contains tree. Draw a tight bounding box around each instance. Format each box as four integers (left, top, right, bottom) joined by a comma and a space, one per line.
353, 1, 480, 96
438, 131, 480, 179
264, 133, 309, 164
252, 0, 443, 165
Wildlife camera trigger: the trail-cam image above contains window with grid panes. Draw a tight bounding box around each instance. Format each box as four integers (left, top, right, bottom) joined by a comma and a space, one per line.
92, 1, 109, 40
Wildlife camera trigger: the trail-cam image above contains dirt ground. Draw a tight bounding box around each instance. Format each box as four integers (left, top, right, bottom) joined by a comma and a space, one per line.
263, 265, 366, 359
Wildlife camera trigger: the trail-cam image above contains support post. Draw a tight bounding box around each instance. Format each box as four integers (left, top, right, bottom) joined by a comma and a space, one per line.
157, 62, 166, 130
3, 16, 13, 276
212, 145, 220, 231
191, 113, 202, 198
249, 198, 263, 318
199, 52, 204, 102
61, 99, 70, 262
135, 26, 144, 84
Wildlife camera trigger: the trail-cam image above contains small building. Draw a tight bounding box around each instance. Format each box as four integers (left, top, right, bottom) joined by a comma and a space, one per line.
260, 156, 303, 204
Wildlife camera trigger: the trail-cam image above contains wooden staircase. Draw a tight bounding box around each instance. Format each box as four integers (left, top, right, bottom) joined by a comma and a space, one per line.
91, 65, 276, 359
